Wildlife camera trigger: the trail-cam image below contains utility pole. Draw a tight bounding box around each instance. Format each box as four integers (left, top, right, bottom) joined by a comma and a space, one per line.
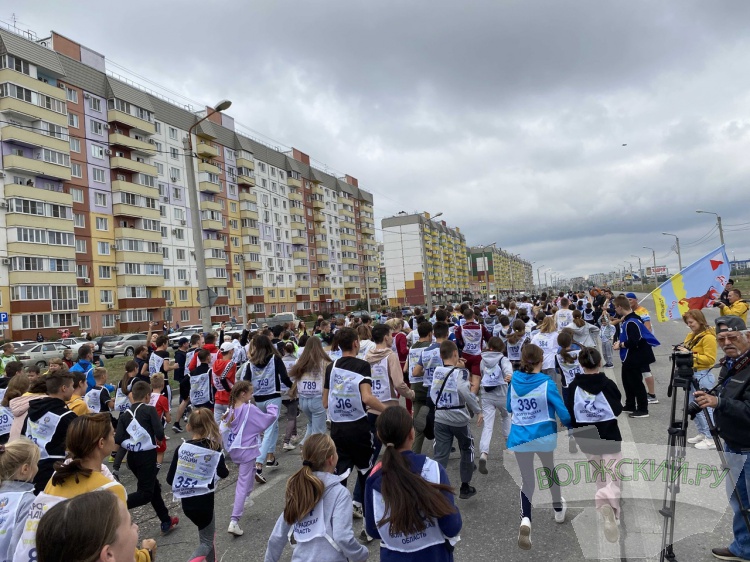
662, 232, 683, 271
696, 210, 725, 246
537, 264, 544, 293
631, 255, 644, 290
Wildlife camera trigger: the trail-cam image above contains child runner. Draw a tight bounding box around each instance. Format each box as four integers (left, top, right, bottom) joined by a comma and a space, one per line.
555, 298, 574, 329
167, 408, 228, 562
555, 329, 583, 453
149, 373, 171, 472
505, 319, 529, 370
174, 333, 204, 433
477, 337, 513, 475
65, 371, 90, 416
220, 381, 279, 536
599, 313, 616, 368
211, 341, 238, 426
492, 315, 512, 340
406, 321, 434, 455
430, 340, 482, 500
507, 344, 571, 550
411, 322, 450, 453
280, 342, 300, 451
366, 405, 461, 561
0, 440, 39, 560
0, 373, 28, 444
530, 316, 559, 384
564, 346, 623, 542
116, 380, 179, 535
264, 433, 368, 562
454, 309, 491, 385
288, 336, 331, 448
111, 361, 137, 480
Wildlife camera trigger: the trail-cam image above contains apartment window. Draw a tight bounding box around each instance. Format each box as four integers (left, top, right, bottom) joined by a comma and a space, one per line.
162, 246, 169, 259
180, 310, 190, 322
68, 113, 78, 128
102, 314, 115, 328
75, 239, 86, 253
76, 265, 88, 279
69, 137, 80, 152
88, 97, 102, 111
170, 168, 180, 181
97, 241, 110, 255
179, 289, 188, 301
98, 266, 111, 279
69, 163, 82, 178
95, 217, 108, 231
163, 268, 170, 280
154, 121, 161, 133
172, 187, 181, 199
79, 315, 91, 330
169, 127, 177, 140
170, 147, 178, 159
90, 120, 103, 136
91, 144, 104, 159
173, 229, 184, 240
100, 290, 113, 304
173, 208, 184, 220
176, 249, 186, 260
155, 162, 164, 175
74, 213, 85, 228
65, 87, 78, 103
161, 227, 167, 238
177, 269, 188, 281
78, 290, 89, 305
92, 168, 106, 183
94, 192, 107, 207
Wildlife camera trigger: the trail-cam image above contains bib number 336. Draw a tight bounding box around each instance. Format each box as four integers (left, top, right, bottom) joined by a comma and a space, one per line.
517, 398, 538, 411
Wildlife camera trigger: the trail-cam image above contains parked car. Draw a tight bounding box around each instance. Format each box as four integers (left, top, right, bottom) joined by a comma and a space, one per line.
10, 341, 34, 349
101, 333, 150, 358
168, 327, 201, 349
15, 342, 71, 368
59, 337, 98, 353
252, 313, 300, 329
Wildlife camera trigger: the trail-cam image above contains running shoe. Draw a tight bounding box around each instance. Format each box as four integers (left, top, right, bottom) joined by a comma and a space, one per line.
604, 363, 614, 368
352, 504, 364, 519
600, 505, 619, 543
255, 468, 267, 484
518, 517, 532, 550
622, 406, 636, 413
554, 498, 567, 523
459, 484, 476, 499
227, 520, 244, 536
478, 453, 488, 475
112, 470, 120, 482
266, 457, 280, 468
711, 547, 745, 560
172, 423, 184, 433
629, 411, 649, 418
160, 516, 179, 535
359, 529, 373, 543
688, 434, 706, 444
647, 394, 659, 404
282, 443, 296, 451
568, 436, 578, 454
107, 454, 116, 464
695, 439, 717, 450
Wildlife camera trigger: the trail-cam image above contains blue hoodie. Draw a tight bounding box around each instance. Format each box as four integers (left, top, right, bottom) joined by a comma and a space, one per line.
71, 359, 95, 392
506, 370, 571, 452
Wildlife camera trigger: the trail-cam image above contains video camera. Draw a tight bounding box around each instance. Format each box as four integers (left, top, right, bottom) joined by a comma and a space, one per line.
670, 345, 694, 383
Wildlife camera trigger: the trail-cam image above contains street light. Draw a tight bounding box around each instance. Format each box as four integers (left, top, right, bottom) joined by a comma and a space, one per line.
695, 210, 725, 246
183, 99, 232, 334
422, 211, 443, 313
631, 254, 644, 289
536, 264, 545, 293
643, 246, 657, 276
662, 232, 683, 271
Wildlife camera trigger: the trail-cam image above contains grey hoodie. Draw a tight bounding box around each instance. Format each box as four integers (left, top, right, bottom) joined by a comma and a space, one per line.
264, 471, 368, 562
564, 322, 600, 348
479, 351, 513, 386
434, 367, 481, 427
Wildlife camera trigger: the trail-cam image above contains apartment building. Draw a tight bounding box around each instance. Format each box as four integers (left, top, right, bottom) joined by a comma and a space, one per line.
468, 245, 534, 297
0, 27, 377, 339
382, 212, 469, 307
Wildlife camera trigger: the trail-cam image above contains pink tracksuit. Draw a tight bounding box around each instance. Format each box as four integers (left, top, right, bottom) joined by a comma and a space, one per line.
225, 402, 279, 522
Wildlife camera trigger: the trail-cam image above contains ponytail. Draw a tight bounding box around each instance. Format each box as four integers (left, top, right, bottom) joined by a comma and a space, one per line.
283, 434, 335, 524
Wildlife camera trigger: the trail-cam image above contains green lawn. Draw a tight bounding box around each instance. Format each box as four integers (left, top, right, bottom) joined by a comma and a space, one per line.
99, 351, 178, 388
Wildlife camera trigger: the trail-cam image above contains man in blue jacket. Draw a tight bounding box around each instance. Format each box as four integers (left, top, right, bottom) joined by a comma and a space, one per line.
71, 344, 96, 392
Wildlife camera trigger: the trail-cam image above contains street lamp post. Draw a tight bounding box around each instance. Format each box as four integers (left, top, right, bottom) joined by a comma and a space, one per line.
643, 246, 656, 281
631, 255, 644, 289
662, 232, 683, 271
696, 210, 725, 246
536, 264, 545, 293
183, 99, 232, 334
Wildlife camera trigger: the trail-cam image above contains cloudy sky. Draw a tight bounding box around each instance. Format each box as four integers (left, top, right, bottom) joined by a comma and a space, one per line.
13, 1, 750, 279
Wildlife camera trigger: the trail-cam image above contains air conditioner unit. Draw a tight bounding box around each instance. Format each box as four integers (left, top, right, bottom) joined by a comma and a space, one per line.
171, 177, 178, 182
184, 280, 190, 286
272, 283, 277, 286
161, 196, 169, 202
276, 252, 281, 257
83, 277, 90, 284
1, 258, 10, 266
166, 300, 174, 306
180, 220, 186, 225
84, 93, 91, 99
58, 83, 65, 89
103, 124, 110, 130
114, 315, 120, 321
279, 267, 284, 271
104, 149, 113, 156
111, 267, 118, 273
110, 244, 117, 250
0, 200, 6, 209
0, 172, 5, 179
107, 304, 114, 310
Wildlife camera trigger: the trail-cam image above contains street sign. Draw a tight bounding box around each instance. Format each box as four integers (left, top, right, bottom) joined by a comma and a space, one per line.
0, 313, 7, 323
197, 289, 218, 307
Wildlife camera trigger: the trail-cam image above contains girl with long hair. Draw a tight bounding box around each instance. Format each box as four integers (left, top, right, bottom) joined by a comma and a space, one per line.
477, 337, 514, 475
0, 440, 39, 559
365, 406, 461, 561
507, 344, 571, 551
356, 324, 375, 360
505, 319, 529, 369
280, 342, 300, 451
678, 309, 718, 448
288, 336, 331, 447
0, 372, 28, 444
167, 408, 228, 561
220, 381, 279, 535
530, 315, 560, 384
564, 310, 600, 349
265, 433, 368, 562
248, 335, 293, 479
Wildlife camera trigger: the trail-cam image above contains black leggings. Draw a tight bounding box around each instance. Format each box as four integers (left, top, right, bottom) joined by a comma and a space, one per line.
515, 450, 562, 521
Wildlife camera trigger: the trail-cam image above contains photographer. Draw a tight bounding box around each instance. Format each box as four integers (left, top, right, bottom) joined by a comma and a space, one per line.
677, 310, 717, 449
715, 289, 749, 325
694, 316, 750, 561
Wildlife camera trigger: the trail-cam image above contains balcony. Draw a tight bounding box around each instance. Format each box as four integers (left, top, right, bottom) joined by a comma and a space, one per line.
291, 235, 306, 245
239, 190, 257, 203
0, 95, 67, 127
114, 249, 156, 264
340, 207, 354, 219
107, 109, 156, 135
114, 227, 161, 243
118, 274, 164, 288
200, 200, 222, 213
294, 265, 308, 274
113, 202, 159, 220
340, 232, 356, 242
242, 226, 260, 238
2, 123, 69, 153
10, 270, 75, 286
198, 161, 220, 175
240, 209, 259, 221
2, 153, 71, 181
312, 185, 324, 197
199, 180, 221, 194
236, 156, 254, 170
203, 238, 225, 250
344, 280, 360, 289
361, 225, 375, 236
313, 212, 325, 223
248, 278, 264, 288
237, 173, 255, 186
110, 156, 157, 176
201, 218, 223, 231
243, 258, 262, 270
312, 199, 325, 210
109, 132, 156, 156
289, 191, 303, 202
295, 280, 310, 289
290, 219, 305, 230
287, 176, 302, 188
111, 179, 158, 198
196, 142, 219, 158
293, 251, 308, 260
206, 277, 227, 288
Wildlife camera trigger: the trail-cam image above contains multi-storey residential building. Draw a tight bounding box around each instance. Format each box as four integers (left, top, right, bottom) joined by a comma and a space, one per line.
382, 212, 469, 307
468, 245, 534, 297
378, 242, 388, 304
0, 28, 377, 339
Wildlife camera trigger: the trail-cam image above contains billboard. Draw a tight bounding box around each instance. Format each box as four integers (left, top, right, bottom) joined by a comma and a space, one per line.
646, 266, 668, 276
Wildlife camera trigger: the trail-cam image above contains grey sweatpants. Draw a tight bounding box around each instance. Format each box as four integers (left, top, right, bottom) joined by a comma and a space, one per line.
190, 514, 215, 562
433, 422, 475, 484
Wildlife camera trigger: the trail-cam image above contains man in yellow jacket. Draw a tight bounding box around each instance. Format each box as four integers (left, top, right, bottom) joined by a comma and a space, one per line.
718, 289, 749, 324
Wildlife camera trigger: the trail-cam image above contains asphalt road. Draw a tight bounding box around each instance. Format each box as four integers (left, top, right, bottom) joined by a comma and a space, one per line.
124, 294, 737, 561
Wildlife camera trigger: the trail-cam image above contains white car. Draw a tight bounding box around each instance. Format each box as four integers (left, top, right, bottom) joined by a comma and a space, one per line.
59, 337, 98, 353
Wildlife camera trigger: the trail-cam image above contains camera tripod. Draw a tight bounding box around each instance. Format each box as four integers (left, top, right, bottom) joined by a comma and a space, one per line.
659, 359, 750, 561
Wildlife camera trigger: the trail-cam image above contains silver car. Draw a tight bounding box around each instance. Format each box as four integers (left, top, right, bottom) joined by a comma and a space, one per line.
15, 342, 71, 368
59, 337, 98, 353
101, 333, 149, 358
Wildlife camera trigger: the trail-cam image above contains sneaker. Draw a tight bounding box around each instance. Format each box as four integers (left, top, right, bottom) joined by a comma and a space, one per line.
647, 394, 659, 404
266, 457, 280, 468
554, 498, 567, 523
629, 411, 649, 418
283, 442, 296, 451
688, 434, 706, 444
711, 547, 744, 560
112, 470, 120, 483
160, 516, 179, 536
255, 468, 267, 484
459, 485, 476, 499
478, 453, 488, 475
600, 505, 619, 543
622, 405, 636, 413
172, 424, 184, 433
359, 529, 373, 543
352, 504, 364, 519
227, 520, 244, 536
604, 363, 614, 368
568, 436, 578, 454
107, 454, 116, 464
695, 439, 717, 450
164, 435, 171, 441
291, 433, 304, 445
518, 517, 532, 550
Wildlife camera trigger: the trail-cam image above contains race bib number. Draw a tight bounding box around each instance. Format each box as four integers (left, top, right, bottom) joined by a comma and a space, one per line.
510, 383, 551, 426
